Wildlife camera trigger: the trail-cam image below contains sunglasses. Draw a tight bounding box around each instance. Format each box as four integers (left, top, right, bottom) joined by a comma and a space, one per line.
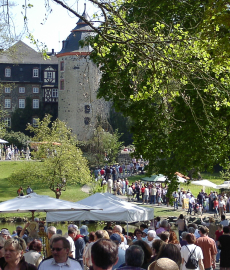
52, 247, 64, 252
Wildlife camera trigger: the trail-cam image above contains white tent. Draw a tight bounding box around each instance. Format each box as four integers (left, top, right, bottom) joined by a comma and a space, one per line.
191, 179, 217, 189
0, 193, 98, 215
46, 192, 154, 222
216, 181, 230, 189
0, 139, 8, 143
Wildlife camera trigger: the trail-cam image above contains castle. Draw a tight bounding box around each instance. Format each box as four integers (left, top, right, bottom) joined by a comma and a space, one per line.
0, 6, 109, 141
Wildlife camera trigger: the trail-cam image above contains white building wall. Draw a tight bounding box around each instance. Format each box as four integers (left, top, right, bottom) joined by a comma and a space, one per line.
58, 54, 109, 140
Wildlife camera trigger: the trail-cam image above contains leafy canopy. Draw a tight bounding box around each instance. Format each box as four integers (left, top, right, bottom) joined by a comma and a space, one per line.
9, 115, 91, 198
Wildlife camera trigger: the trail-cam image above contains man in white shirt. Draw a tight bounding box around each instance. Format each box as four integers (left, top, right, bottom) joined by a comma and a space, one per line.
188, 195, 195, 215
143, 186, 149, 204
38, 237, 82, 270
66, 227, 77, 258
107, 178, 113, 193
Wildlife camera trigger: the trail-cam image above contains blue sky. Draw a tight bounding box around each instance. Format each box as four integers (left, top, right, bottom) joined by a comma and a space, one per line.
10, 0, 97, 52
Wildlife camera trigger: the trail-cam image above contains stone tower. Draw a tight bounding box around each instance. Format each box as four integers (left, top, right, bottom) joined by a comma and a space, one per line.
57, 5, 109, 140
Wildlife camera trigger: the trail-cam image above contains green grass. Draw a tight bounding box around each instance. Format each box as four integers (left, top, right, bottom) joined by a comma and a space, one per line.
0, 161, 88, 219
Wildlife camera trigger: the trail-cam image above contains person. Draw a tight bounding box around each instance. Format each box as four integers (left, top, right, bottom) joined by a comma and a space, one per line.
127, 185, 133, 201
201, 217, 217, 240
0, 229, 10, 240
196, 226, 217, 270
150, 185, 157, 204
45, 226, 57, 257
217, 226, 230, 270
180, 232, 188, 247
119, 245, 145, 270
38, 236, 82, 270
107, 178, 113, 193
12, 226, 23, 237
150, 240, 166, 263
104, 222, 113, 231
213, 197, 219, 217
168, 231, 181, 250
83, 232, 95, 265
145, 230, 158, 248
132, 240, 152, 269
173, 191, 179, 210
148, 258, 179, 270
176, 214, 186, 238
24, 239, 43, 267
84, 230, 104, 267
181, 233, 204, 270
219, 197, 225, 216
74, 227, 85, 268
188, 195, 195, 215
220, 214, 229, 227
156, 243, 182, 267
66, 227, 77, 258
156, 220, 168, 236
215, 224, 223, 263
0, 236, 5, 258
91, 239, 118, 270
160, 231, 170, 243
0, 237, 37, 270
133, 229, 143, 242
80, 225, 89, 244
110, 233, 125, 270
26, 186, 33, 195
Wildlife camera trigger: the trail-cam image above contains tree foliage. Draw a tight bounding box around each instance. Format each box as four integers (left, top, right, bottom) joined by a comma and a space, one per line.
83, 126, 123, 166
33, 0, 230, 193
9, 115, 91, 198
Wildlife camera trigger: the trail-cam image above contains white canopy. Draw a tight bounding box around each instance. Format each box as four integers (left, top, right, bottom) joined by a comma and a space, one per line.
0, 193, 98, 213
216, 181, 230, 189
46, 192, 154, 222
191, 180, 217, 189
0, 139, 8, 143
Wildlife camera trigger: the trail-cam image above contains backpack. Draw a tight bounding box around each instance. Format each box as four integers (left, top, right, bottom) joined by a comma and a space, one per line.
185, 246, 198, 269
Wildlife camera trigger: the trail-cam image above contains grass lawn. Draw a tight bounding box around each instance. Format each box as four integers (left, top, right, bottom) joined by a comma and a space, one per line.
0, 161, 89, 219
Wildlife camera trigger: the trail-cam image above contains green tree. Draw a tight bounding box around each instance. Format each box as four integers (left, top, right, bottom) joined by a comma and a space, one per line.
84, 126, 123, 167
9, 115, 91, 198
3, 131, 30, 149
24, 0, 230, 195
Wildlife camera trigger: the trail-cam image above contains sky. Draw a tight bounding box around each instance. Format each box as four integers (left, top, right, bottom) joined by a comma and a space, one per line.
8, 0, 97, 53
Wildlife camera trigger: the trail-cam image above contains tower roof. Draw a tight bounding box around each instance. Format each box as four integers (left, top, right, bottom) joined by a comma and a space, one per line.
58, 4, 94, 56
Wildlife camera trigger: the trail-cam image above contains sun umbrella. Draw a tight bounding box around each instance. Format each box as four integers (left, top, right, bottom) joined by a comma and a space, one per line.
216, 181, 230, 189
191, 179, 217, 192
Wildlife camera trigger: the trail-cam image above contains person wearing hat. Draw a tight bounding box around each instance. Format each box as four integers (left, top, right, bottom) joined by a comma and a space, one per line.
148, 258, 179, 270
0, 229, 10, 240
12, 226, 23, 237
110, 233, 125, 270
80, 225, 89, 244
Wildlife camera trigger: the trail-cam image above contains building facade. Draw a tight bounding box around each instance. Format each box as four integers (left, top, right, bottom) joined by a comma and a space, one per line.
57, 6, 110, 140
0, 41, 58, 129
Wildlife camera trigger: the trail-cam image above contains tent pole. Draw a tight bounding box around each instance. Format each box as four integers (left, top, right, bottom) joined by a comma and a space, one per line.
127, 221, 128, 236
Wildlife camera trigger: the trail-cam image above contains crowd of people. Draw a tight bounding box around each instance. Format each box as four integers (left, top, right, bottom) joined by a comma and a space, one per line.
0, 214, 229, 270
0, 145, 31, 160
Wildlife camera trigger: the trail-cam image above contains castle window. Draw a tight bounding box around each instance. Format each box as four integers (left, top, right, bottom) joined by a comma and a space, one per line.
19, 99, 25, 108
5, 87, 10, 93
60, 61, 64, 71
5, 117, 11, 128
19, 87, 25, 93
5, 68, 11, 77
33, 87, 39, 93
32, 118, 39, 127
52, 89, 58, 97
33, 99, 39, 109
84, 117, 91, 125
4, 99, 11, 108
85, 105, 90, 113
44, 66, 55, 83
33, 68, 39, 77
60, 80, 64, 90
